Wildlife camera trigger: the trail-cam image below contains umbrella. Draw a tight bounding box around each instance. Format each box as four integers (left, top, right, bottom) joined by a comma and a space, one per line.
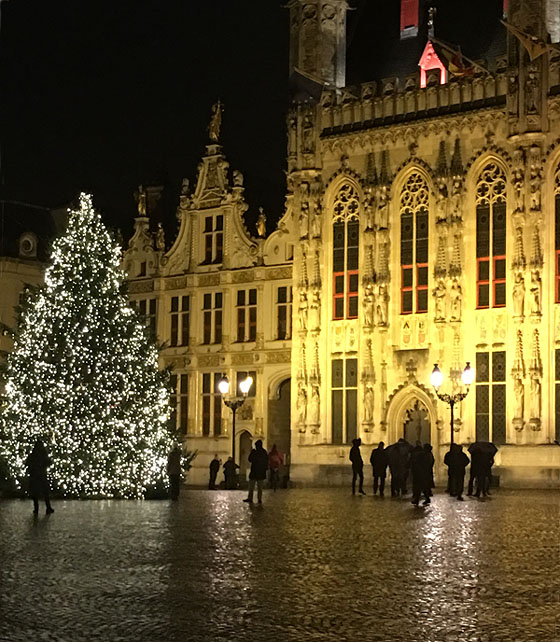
468, 441, 498, 456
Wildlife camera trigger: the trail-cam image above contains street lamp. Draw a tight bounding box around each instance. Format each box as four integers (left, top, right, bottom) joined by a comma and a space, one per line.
430, 362, 474, 446
218, 374, 253, 465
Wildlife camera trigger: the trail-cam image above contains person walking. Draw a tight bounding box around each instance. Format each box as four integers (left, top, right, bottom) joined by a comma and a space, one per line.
26, 439, 54, 515
370, 441, 388, 496
268, 444, 283, 492
167, 446, 182, 501
223, 457, 239, 490
444, 443, 470, 501
350, 438, 366, 495
243, 440, 268, 504
208, 454, 221, 490
410, 443, 432, 506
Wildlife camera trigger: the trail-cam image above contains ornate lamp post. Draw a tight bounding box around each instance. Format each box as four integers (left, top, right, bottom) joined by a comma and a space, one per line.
430, 362, 474, 446
218, 374, 253, 464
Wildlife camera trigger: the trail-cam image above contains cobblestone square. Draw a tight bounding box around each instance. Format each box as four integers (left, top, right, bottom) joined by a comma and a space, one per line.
0, 489, 558, 642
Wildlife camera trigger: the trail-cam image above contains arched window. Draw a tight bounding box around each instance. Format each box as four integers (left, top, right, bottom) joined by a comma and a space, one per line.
555, 165, 560, 303
475, 163, 506, 308
332, 183, 360, 320
400, 172, 429, 314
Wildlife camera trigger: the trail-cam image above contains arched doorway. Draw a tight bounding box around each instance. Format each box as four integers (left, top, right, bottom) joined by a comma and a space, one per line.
267, 378, 291, 486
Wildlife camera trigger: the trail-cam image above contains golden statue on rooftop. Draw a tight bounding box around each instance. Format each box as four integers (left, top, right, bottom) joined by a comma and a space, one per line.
208, 100, 223, 143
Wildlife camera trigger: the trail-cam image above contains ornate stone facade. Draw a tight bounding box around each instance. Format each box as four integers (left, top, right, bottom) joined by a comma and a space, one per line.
124, 1, 560, 487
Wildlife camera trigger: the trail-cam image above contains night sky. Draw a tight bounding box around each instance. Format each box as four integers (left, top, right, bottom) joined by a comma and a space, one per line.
1, 0, 503, 239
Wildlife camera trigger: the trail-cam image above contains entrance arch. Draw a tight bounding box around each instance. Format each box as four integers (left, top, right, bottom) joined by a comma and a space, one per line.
267, 378, 291, 485
385, 384, 440, 479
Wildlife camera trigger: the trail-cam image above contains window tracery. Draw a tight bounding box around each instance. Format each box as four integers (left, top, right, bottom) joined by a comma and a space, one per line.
400, 172, 429, 314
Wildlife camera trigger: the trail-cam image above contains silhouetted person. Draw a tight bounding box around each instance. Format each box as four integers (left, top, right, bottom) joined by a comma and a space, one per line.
444, 444, 470, 501
388, 438, 411, 496
26, 439, 54, 515
268, 444, 283, 492
244, 440, 268, 504
167, 446, 182, 501
350, 438, 366, 495
424, 443, 435, 496
474, 451, 494, 498
370, 441, 388, 496
467, 448, 482, 496
209, 454, 221, 490
410, 444, 432, 506
223, 457, 239, 490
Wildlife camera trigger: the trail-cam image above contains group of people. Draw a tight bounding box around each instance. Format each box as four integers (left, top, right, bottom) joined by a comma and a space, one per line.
350, 437, 495, 505
205, 442, 284, 500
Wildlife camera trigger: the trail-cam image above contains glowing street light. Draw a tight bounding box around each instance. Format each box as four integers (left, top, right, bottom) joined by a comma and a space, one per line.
218, 374, 253, 466
430, 362, 473, 445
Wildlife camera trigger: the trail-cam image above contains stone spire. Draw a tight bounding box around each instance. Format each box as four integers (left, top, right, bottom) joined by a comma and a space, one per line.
450, 139, 463, 175
366, 152, 377, 184
530, 328, 542, 374
311, 250, 321, 289
512, 227, 526, 270
512, 328, 525, 377
309, 340, 321, 384
436, 140, 448, 176
449, 234, 462, 277
530, 228, 543, 268
379, 149, 391, 184
434, 234, 447, 278
299, 248, 309, 289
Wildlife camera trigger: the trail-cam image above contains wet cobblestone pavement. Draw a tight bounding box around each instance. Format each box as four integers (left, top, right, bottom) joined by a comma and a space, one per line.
0, 489, 558, 642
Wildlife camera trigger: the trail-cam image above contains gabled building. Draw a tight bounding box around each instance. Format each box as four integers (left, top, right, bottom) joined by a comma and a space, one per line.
126, 0, 560, 487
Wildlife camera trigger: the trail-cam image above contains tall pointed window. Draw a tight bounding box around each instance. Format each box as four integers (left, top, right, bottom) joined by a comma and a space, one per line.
475, 350, 506, 444
400, 172, 429, 314
332, 184, 360, 320
476, 163, 506, 308
331, 358, 358, 444
555, 166, 560, 303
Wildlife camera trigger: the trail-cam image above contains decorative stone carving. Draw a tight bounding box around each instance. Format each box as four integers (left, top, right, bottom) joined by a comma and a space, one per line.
435, 176, 448, 222
529, 269, 542, 316
363, 382, 374, 425
528, 147, 542, 212
511, 148, 525, 214
449, 279, 462, 322
512, 272, 525, 318
296, 383, 307, 432
233, 169, 244, 187
302, 112, 314, 154
256, 207, 266, 237
298, 290, 308, 332
208, 101, 223, 142
308, 383, 320, 432
156, 223, 165, 252
309, 289, 321, 332
362, 283, 374, 330
513, 378, 525, 430
376, 283, 388, 327
433, 279, 446, 322
135, 184, 147, 216
377, 184, 389, 229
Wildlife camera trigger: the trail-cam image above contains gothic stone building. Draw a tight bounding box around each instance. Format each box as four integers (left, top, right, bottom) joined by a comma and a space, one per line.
125, 0, 560, 487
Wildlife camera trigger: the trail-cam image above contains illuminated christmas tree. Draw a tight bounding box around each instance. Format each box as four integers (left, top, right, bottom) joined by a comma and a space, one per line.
0, 193, 174, 498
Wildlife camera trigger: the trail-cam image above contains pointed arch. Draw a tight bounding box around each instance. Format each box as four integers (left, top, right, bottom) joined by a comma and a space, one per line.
385, 382, 438, 446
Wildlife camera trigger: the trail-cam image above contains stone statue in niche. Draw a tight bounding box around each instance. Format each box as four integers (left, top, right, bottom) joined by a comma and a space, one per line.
377, 185, 389, 229
512, 150, 524, 213
513, 377, 524, 424
529, 163, 542, 212
450, 176, 463, 218
526, 62, 540, 114
309, 383, 320, 428
288, 115, 297, 153
302, 113, 314, 153
362, 284, 374, 329
513, 272, 525, 317
376, 284, 388, 326
529, 373, 541, 423
449, 280, 462, 321
309, 290, 321, 332
363, 383, 374, 424
296, 384, 307, 429
298, 203, 309, 239
156, 223, 165, 252
364, 188, 375, 231
256, 207, 267, 238
507, 68, 518, 116
529, 270, 541, 315
433, 279, 446, 321
310, 200, 322, 239
298, 290, 309, 332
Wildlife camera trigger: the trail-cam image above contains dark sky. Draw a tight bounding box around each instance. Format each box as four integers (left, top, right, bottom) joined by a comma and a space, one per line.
1, 0, 503, 239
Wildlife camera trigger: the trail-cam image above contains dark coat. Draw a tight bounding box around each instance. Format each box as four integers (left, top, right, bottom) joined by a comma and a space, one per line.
349, 445, 363, 471
444, 447, 470, 473
26, 447, 51, 498
249, 446, 268, 480
223, 460, 238, 478
370, 448, 388, 476
387, 440, 411, 476
410, 447, 432, 488
209, 458, 220, 474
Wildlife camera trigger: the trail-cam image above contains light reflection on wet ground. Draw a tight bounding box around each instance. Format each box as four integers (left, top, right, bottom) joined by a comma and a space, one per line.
0, 489, 558, 641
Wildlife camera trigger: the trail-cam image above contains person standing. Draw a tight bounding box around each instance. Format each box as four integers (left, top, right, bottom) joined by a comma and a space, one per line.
370, 441, 388, 496
424, 443, 435, 496
208, 454, 221, 490
243, 440, 268, 504
350, 438, 366, 495
26, 439, 54, 515
410, 444, 432, 506
268, 444, 283, 492
444, 444, 470, 501
167, 446, 182, 501
475, 451, 494, 498
223, 457, 239, 490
